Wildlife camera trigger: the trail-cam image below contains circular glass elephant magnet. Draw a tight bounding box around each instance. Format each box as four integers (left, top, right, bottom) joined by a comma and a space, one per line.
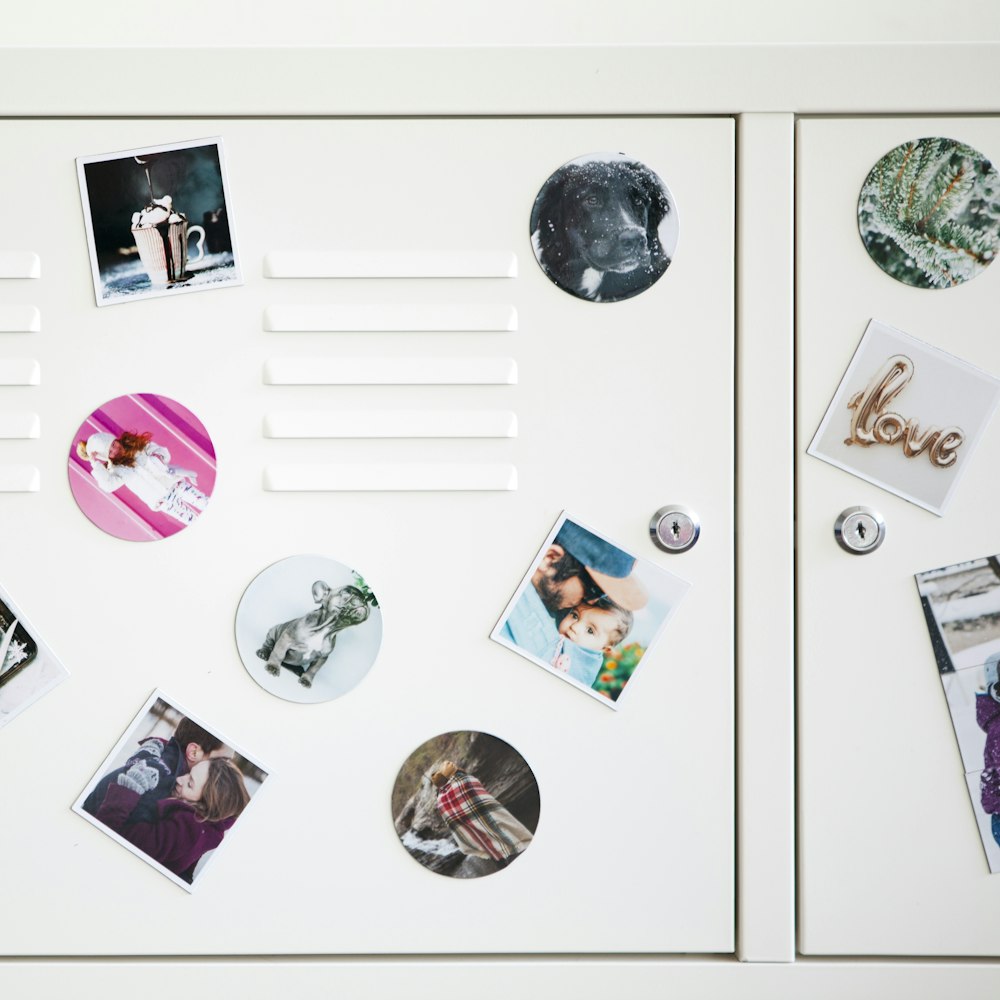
235, 554, 383, 704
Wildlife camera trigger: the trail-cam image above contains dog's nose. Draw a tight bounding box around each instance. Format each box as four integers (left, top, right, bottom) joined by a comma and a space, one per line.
618, 229, 647, 253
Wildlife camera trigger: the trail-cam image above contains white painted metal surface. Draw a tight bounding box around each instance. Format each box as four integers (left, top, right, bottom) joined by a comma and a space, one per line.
0, 305, 40, 332
0, 359, 40, 384
262, 461, 518, 492
797, 118, 1000, 956
0, 116, 734, 958
263, 409, 517, 439
1, 45, 999, 116
262, 357, 518, 385
0, 412, 40, 439
0, 251, 40, 279
0, 464, 40, 491
262, 303, 517, 332
3, 2, 1000, 992
4, 958, 1000, 999
263, 250, 517, 278
736, 114, 796, 962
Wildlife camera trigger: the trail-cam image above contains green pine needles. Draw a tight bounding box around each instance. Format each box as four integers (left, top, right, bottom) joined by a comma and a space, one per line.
858, 137, 1000, 289
351, 572, 379, 607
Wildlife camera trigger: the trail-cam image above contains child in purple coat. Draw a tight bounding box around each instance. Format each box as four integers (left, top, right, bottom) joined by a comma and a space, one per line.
975, 682, 1000, 847
96, 755, 250, 882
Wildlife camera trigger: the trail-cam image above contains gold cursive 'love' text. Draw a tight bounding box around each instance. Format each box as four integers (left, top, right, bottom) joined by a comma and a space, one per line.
844, 354, 964, 468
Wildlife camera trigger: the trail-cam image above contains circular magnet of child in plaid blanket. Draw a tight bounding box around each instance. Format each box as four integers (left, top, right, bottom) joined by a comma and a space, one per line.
68, 392, 216, 542
857, 136, 1000, 289
392, 730, 540, 878
235, 554, 383, 704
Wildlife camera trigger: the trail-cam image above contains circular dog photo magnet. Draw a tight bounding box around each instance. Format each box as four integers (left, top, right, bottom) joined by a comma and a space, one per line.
530, 151, 678, 303
392, 730, 540, 879
235, 555, 383, 704
68, 392, 216, 542
858, 136, 1000, 289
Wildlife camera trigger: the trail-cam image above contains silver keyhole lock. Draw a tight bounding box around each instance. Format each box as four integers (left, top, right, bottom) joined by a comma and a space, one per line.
650, 506, 700, 554
834, 506, 886, 555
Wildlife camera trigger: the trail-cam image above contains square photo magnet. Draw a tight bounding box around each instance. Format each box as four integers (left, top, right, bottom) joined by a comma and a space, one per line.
809, 319, 1000, 515
77, 137, 242, 306
0, 581, 68, 730
73, 690, 269, 892
491, 512, 690, 708
916, 556, 1000, 872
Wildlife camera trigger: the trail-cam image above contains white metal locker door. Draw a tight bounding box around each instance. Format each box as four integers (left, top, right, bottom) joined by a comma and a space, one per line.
0, 117, 734, 956
797, 117, 1000, 956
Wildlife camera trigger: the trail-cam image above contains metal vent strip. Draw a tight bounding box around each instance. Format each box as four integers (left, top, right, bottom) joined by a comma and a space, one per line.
0, 252, 40, 279
263, 463, 517, 492
263, 250, 517, 279
264, 410, 516, 439
261, 249, 518, 492
263, 357, 516, 386
0, 306, 40, 332
0, 253, 40, 488
263, 303, 517, 333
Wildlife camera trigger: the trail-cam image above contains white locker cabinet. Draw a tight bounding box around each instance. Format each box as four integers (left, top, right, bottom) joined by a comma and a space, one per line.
797, 118, 1000, 956
7, 17, 1000, 997
0, 118, 735, 955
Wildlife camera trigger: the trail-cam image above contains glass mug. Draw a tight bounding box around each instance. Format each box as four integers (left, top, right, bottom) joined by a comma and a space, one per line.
130, 219, 206, 286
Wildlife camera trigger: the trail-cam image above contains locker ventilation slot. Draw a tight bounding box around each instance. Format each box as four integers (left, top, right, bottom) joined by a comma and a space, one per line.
263, 251, 517, 279
264, 410, 517, 439
264, 357, 516, 386
264, 463, 517, 492
0, 360, 40, 385
0, 306, 40, 333
263, 303, 517, 332
0, 413, 40, 439
0, 466, 40, 491
0, 253, 40, 279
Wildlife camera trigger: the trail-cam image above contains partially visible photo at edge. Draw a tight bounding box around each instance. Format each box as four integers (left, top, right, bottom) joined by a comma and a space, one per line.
77, 137, 242, 306
491, 512, 691, 707
72, 690, 269, 893
0, 582, 69, 731
68, 392, 217, 542
915, 556, 1000, 873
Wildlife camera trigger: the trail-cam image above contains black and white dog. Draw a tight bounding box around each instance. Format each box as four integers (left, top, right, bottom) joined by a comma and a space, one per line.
530, 154, 674, 302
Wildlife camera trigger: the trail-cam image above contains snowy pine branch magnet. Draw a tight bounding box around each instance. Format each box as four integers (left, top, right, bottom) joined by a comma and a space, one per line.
858, 137, 1000, 289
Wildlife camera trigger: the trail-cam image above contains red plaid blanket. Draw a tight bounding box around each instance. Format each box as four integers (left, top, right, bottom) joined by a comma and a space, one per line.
435, 771, 526, 861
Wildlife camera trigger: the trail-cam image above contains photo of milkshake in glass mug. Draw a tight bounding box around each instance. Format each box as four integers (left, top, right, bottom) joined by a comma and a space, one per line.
130, 193, 206, 287
77, 137, 242, 306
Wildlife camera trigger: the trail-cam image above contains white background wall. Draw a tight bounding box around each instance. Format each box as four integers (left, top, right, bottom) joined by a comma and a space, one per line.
3, 0, 999, 46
